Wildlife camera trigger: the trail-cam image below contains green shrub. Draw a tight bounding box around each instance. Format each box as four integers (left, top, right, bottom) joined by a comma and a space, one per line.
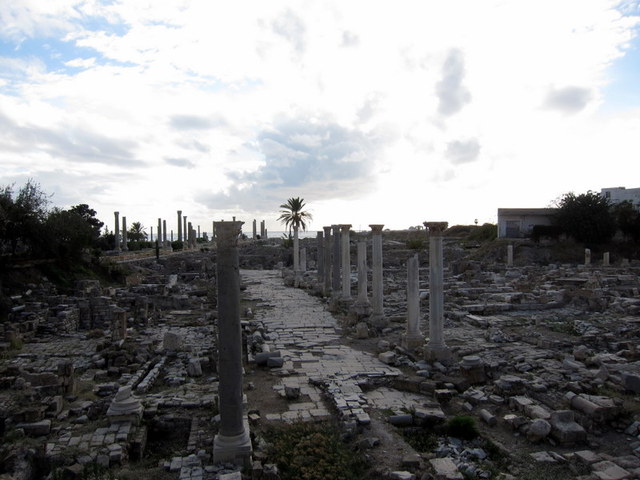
446, 416, 479, 440
171, 241, 183, 250
264, 421, 367, 480
406, 239, 425, 250
466, 223, 497, 242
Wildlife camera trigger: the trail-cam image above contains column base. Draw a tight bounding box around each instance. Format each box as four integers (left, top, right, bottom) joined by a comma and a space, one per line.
424, 343, 452, 362
213, 426, 252, 467
402, 333, 424, 350
353, 301, 371, 316
369, 313, 388, 329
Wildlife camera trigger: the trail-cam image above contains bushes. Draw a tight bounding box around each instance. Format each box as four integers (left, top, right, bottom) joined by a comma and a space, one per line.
264, 422, 367, 480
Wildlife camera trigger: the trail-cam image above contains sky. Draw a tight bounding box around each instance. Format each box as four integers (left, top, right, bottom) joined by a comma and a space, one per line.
1, 0, 640, 235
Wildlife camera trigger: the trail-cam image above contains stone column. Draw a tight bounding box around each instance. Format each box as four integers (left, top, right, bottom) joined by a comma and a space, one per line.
253, 220, 257, 240
198, 225, 201, 239
163, 220, 167, 246
150, 226, 153, 244
355, 241, 370, 315
369, 224, 386, 327
260, 221, 265, 239
340, 224, 352, 299
323, 226, 332, 296
603, 252, 610, 267
183, 216, 187, 246
507, 244, 513, 267
293, 226, 300, 273
317, 232, 324, 285
122, 216, 128, 251
424, 222, 451, 361
300, 248, 307, 272
212, 221, 252, 465
404, 254, 422, 349
114, 212, 121, 252
177, 210, 183, 242
585, 248, 591, 266
331, 225, 341, 295
157, 218, 162, 248
188, 222, 193, 249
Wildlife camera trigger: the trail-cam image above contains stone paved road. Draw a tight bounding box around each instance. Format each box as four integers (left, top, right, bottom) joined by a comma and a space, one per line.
241, 269, 420, 425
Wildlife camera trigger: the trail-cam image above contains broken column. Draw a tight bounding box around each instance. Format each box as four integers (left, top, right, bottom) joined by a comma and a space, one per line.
507, 244, 513, 267
114, 211, 121, 252
300, 248, 307, 272
323, 226, 332, 296
213, 221, 252, 465
603, 252, 610, 267
340, 224, 352, 299
403, 254, 422, 349
253, 220, 257, 240
369, 224, 386, 328
585, 248, 591, 266
157, 218, 162, 248
122, 216, 128, 251
354, 241, 370, 315
177, 210, 183, 242
424, 222, 451, 362
111, 307, 127, 341
331, 225, 341, 295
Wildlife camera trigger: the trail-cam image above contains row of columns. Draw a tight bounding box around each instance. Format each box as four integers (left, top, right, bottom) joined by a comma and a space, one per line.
308, 222, 450, 361
113, 210, 208, 252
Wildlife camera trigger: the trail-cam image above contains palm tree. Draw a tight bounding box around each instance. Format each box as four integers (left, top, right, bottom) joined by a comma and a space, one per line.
128, 221, 147, 242
278, 197, 313, 234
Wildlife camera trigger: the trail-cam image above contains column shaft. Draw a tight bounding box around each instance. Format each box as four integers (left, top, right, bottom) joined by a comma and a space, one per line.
340, 224, 352, 299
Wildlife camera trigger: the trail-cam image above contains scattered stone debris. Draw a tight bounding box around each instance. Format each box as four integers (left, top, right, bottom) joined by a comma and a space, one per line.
0, 234, 639, 479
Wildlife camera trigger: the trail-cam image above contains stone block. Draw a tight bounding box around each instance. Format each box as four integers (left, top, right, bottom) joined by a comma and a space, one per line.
18, 419, 51, 437
378, 351, 396, 365
549, 410, 586, 446
591, 460, 632, 480
429, 457, 464, 479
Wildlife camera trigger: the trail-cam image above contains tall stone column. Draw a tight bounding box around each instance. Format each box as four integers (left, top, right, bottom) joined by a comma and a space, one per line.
300, 248, 307, 272
293, 226, 300, 272
340, 224, 352, 299
163, 220, 167, 246
585, 248, 591, 266
122, 216, 128, 251
603, 252, 610, 267
114, 212, 121, 252
507, 244, 513, 267
183, 216, 188, 247
317, 232, 324, 285
424, 222, 451, 361
188, 222, 193, 249
331, 225, 341, 295
150, 226, 153, 244
157, 219, 162, 249
252, 220, 257, 240
323, 226, 332, 296
260, 221, 265, 239
403, 254, 422, 349
177, 210, 182, 242
198, 225, 201, 239
212, 221, 252, 465
355, 241, 370, 315
369, 225, 386, 327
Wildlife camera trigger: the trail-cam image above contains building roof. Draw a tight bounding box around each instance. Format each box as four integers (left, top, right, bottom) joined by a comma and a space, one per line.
497, 208, 557, 216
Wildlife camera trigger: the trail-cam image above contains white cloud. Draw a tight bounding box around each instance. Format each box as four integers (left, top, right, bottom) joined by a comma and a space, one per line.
0, 0, 639, 231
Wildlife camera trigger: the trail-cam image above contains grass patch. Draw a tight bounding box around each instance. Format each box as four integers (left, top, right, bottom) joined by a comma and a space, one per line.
446, 416, 479, 440
263, 421, 368, 480
401, 427, 437, 452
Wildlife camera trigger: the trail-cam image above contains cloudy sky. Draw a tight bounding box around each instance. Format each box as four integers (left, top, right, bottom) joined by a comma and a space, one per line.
1, 1, 639, 235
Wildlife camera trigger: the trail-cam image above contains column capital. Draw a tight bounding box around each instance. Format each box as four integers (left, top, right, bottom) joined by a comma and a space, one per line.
423, 222, 448, 234
114, 211, 119, 216
177, 210, 182, 214
215, 221, 244, 246
340, 224, 352, 232
323, 226, 332, 233
369, 224, 384, 233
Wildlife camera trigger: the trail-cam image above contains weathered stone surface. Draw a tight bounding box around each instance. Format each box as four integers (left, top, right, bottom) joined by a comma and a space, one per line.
429, 457, 464, 479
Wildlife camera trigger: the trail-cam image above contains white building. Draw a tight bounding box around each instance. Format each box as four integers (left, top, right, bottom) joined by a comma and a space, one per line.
497, 208, 557, 238
601, 187, 640, 208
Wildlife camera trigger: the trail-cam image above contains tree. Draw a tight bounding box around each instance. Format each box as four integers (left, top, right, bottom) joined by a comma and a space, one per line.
611, 200, 640, 242
278, 197, 313, 234
0, 180, 50, 256
554, 191, 615, 245
40, 208, 96, 260
128, 221, 147, 242
69, 204, 103, 240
